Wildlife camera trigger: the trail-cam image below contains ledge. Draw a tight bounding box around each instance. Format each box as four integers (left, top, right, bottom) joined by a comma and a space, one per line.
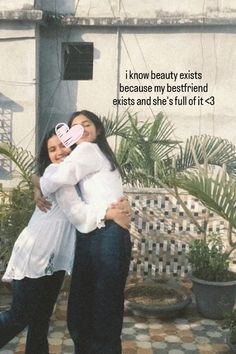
1, 10, 235, 26
0, 10, 43, 22
124, 187, 189, 194
60, 15, 236, 27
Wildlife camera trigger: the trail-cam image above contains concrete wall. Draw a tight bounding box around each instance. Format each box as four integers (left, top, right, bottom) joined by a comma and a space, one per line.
37, 0, 236, 18
0, 21, 38, 187
39, 22, 236, 144
0, 0, 34, 11
119, 27, 236, 142
36, 0, 75, 14
38, 26, 118, 142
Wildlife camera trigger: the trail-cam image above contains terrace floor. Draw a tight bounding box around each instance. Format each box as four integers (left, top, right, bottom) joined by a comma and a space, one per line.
0, 281, 231, 354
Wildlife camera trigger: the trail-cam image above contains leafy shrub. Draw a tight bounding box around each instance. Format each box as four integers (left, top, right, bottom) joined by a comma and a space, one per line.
188, 233, 232, 281
0, 187, 34, 271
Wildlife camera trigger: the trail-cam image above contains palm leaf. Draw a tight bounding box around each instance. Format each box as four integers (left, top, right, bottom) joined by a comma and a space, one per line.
101, 110, 132, 138
117, 136, 148, 186
116, 112, 179, 186
0, 142, 36, 187
174, 170, 236, 229
176, 135, 236, 176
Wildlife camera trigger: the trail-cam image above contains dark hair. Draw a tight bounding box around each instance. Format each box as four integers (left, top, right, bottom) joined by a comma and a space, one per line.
37, 128, 57, 176
68, 110, 122, 175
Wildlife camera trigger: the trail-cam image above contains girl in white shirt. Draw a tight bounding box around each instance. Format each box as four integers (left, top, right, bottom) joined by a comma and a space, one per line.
0, 128, 129, 354
36, 110, 132, 354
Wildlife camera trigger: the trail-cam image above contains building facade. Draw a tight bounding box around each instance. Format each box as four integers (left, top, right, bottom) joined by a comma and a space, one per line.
0, 0, 41, 185
0, 0, 236, 185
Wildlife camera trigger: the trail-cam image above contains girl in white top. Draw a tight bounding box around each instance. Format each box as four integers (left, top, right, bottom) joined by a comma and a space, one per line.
0, 128, 129, 354
35, 110, 132, 354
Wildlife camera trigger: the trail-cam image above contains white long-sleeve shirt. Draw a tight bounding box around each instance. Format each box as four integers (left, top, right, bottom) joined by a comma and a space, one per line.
40, 142, 123, 220
3, 142, 123, 282
2, 171, 107, 282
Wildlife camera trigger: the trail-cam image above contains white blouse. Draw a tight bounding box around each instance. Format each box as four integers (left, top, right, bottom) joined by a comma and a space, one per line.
40, 142, 123, 222
2, 170, 106, 282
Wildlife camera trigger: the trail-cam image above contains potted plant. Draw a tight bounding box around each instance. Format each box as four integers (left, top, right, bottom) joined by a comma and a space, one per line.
188, 233, 236, 319
169, 137, 236, 319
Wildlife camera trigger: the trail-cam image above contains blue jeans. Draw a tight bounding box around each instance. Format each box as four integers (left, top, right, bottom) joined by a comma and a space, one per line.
0, 270, 65, 353
67, 221, 131, 354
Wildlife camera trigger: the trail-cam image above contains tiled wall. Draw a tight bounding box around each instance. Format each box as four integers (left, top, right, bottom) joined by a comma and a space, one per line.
125, 188, 226, 278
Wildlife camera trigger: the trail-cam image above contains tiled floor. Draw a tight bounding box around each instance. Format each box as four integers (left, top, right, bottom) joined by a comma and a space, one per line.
0, 286, 231, 354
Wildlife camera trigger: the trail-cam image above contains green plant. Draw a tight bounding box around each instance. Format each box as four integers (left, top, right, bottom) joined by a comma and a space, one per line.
112, 112, 179, 186
0, 142, 36, 188
0, 187, 34, 267
134, 133, 236, 283
0, 142, 36, 270
170, 137, 236, 281
102, 114, 236, 262
188, 233, 232, 281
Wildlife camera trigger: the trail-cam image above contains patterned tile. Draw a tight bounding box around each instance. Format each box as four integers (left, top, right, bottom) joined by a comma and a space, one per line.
0, 291, 232, 353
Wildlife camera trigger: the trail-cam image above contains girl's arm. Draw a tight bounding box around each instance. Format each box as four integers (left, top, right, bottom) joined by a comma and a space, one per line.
55, 186, 131, 232
40, 142, 103, 197
33, 185, 52, 212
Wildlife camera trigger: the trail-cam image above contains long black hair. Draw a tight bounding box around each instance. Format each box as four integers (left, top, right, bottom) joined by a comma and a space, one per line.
68, 110, 122, 175
37, 128, 57, 176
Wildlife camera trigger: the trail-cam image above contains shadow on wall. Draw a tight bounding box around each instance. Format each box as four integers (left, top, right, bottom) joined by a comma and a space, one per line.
35, 0, 77, 14
0, 93, 23, 180
38, 23, 80, 150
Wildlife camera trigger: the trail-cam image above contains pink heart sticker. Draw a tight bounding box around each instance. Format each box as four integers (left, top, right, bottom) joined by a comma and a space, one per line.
55, 123, 84, 148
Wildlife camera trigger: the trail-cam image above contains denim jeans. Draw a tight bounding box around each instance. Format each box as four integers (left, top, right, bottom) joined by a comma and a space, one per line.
0, 270, 65, 353
67, 221, 132, 354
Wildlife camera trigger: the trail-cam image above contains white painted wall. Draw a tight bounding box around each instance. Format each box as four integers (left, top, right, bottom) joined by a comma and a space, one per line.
0, 0, 34, 10
38, 26, 118, 141
39, 25, 236, 144
35, 0, 236, 145
0, 22, 37, 187
37, 0, 236, 18
118, 28, 236, 142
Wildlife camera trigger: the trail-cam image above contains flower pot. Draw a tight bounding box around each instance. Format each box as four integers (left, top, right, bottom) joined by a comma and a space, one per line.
191, 275, 236, 320
125, 282, 191, 318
